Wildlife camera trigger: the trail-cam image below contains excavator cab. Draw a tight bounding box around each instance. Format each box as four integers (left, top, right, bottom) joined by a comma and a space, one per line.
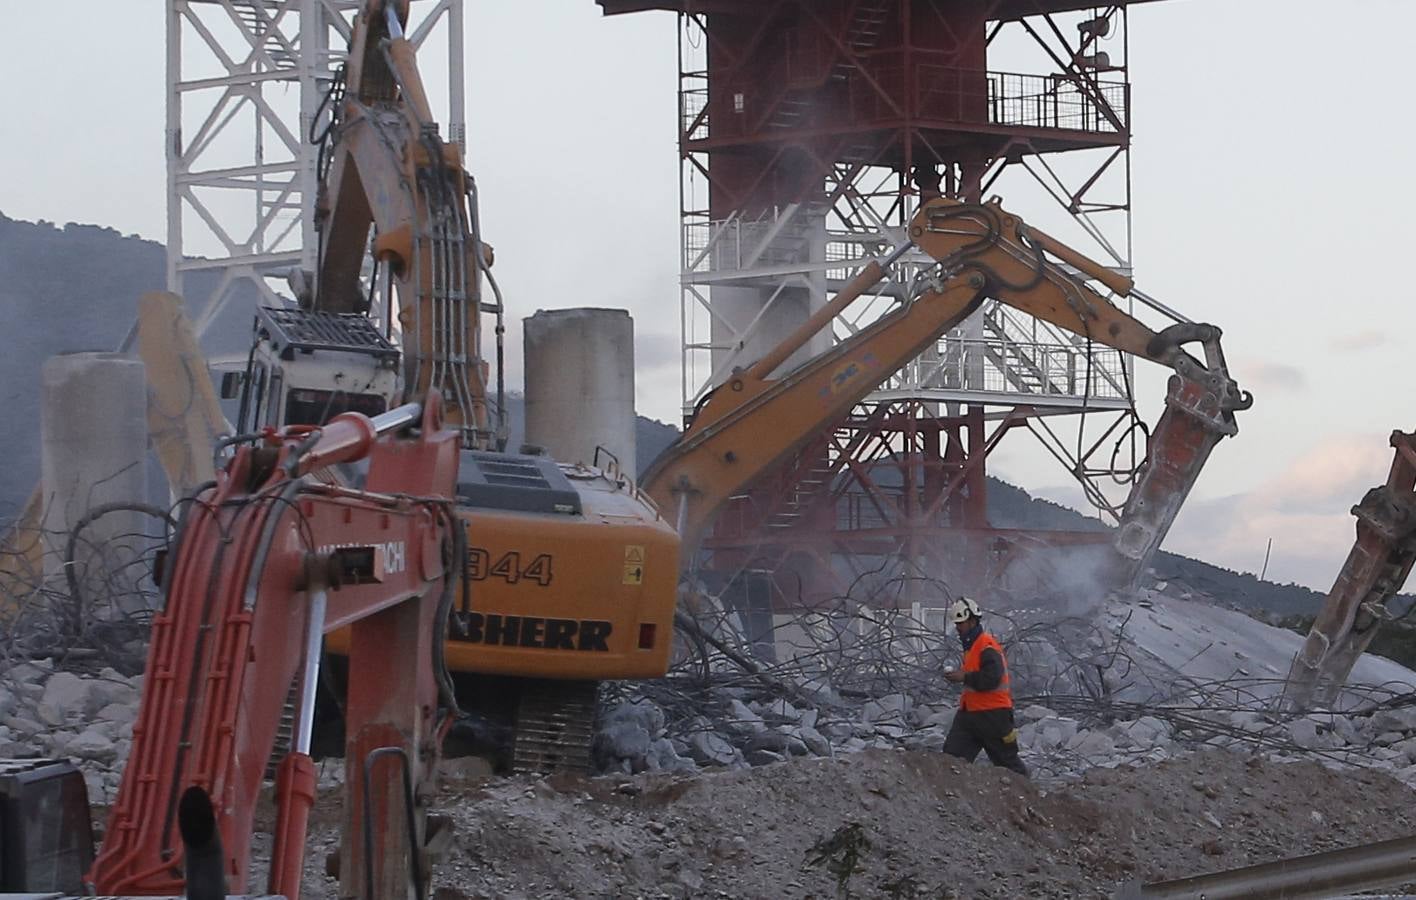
223, 305, 400, 432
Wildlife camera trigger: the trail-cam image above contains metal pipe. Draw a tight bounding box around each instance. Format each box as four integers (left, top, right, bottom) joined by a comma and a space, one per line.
1115, 834, 1416, 900
371, 401, 423, 435
384, 2, 404, 40
1025, 223, 1134, 296
746, 243, 912, 381
1130, 286, 1194, 325
293, 577, 328, 755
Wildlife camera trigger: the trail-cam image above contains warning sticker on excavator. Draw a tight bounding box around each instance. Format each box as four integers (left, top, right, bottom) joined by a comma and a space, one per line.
623, 546, 646, 585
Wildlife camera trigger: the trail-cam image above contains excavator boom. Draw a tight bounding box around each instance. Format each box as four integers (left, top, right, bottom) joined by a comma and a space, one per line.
88, 398, 461, 900
315, 0, 491, 446
1285, 430, 1416, 709
642, 197, 1251, 594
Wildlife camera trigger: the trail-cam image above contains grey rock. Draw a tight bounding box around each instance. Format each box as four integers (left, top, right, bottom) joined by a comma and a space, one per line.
65, 729, 118, 765
1036, 717, 1080, 750
862, 693, 912, 725
922, 709, 956, 730
35, 703, 69, 728
595, 721, 651, 764
1067, 730, 1116, 761
686, 731, 738, 767
1289, 717, 1339, 751
645, 737, 696, 773
8, 663, 51, 686
747, 730, 792, 752
1375, 731, 1406, 747
745, 748, 785, 767
1371, 707, 1416, 735
776, 728, 810, 757
90, 680, 138, 710
1126, 716, 1172, 749
97, 703, 136, 726
1228, 710, 1270, 733
1390, 736, 1416, 764
441, 756, 495, 780
792, 675, 840, 705
2, 716, 43, 737
1395, 764, 1416, 786
0, 689, 16, 721
1017, 704, 1058, 723
764, 698, 799, 722
904, 730, 948, 753
601, 699, 666, 739
798, 725, 832, 757
0, 741, 39, 758
41, 672, 97, 717
726, 699, 766, 736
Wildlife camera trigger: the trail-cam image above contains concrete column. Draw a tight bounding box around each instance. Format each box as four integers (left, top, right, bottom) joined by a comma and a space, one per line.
708, 205, 830, 384
40, 353, 149, 611
524, 308, 636, 475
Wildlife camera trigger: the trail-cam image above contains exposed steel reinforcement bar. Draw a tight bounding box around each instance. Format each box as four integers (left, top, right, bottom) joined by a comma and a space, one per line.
1115, 834, 1416, 899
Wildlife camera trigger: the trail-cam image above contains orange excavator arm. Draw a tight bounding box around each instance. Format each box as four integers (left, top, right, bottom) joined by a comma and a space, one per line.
313, 0, 493, 446
642, 197, 1251, 593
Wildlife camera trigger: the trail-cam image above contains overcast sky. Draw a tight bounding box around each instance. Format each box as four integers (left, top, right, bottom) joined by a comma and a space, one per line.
4, 0, 1415, 592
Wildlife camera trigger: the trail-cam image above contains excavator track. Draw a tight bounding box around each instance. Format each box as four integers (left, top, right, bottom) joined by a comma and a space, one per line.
511, 679, 599, 775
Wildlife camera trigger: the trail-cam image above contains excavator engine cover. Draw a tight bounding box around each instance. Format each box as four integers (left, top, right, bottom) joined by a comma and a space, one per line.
0, 759, 93, 892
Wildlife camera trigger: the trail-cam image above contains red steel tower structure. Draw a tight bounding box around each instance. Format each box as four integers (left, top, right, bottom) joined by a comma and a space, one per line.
598, 0, 1174, 623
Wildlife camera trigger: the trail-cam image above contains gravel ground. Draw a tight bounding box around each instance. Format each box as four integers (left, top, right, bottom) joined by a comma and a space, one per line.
268, 747, 1416, 899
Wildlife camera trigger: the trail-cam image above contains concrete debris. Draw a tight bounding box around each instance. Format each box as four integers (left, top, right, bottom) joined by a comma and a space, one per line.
0, 662, 141, 803
284, 746, 1416, 899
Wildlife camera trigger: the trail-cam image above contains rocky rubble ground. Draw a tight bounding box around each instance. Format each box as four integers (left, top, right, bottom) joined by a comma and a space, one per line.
592, 684, 1416, 788
288, 748, 1416, 899
0, 657, 139, 801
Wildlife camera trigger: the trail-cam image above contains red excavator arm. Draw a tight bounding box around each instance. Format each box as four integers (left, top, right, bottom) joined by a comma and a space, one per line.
89, 397, 461, 899
642, 197, 1252, 593
1284, 431, 1416, 709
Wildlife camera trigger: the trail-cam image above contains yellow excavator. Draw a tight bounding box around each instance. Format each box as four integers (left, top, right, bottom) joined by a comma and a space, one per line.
642, 197, 1252, 598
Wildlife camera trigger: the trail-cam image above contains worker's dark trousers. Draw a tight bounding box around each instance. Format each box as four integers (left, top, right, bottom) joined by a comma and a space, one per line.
942, 707, 1029, 777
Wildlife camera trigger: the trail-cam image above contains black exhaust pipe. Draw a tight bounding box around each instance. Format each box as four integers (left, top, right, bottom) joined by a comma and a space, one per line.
177, 785, 228, 900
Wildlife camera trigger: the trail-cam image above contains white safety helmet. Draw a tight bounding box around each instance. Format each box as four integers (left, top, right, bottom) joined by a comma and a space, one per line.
948, 596, 982, 624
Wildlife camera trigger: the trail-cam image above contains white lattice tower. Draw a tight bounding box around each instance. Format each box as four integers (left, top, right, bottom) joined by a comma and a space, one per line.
167, 0, 465, 341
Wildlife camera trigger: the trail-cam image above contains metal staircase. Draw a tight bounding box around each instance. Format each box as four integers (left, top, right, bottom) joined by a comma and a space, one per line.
767, 0, 893, 130
229, 0, 299, 70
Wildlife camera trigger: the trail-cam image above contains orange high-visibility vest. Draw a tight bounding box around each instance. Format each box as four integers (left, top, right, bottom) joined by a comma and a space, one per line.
960, 631, 1013, 712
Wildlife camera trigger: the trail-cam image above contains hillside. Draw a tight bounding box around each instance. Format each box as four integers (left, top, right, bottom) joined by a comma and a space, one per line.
0, 211, 1324, 618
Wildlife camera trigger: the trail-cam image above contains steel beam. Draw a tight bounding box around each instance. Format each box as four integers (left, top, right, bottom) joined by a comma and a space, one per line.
1115, 835, 1416, 900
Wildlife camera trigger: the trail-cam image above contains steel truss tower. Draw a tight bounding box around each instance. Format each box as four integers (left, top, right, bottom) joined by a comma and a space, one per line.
600, 0, 1186, 618
166, 0, 464, 344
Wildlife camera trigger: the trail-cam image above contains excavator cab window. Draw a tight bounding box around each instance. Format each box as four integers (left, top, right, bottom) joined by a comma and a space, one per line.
283, 388, 387, 427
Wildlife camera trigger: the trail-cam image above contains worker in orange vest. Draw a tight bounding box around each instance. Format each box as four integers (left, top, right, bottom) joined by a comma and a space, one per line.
942, 597, 1028, 777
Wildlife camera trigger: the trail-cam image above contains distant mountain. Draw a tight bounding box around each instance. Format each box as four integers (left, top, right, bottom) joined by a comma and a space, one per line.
0, 211, 1331, 618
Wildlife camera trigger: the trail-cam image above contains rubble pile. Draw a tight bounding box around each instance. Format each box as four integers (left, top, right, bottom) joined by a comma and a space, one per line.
296, 747, 1416, 899
0, 658, 141, 801
593, 681, 1416, 790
